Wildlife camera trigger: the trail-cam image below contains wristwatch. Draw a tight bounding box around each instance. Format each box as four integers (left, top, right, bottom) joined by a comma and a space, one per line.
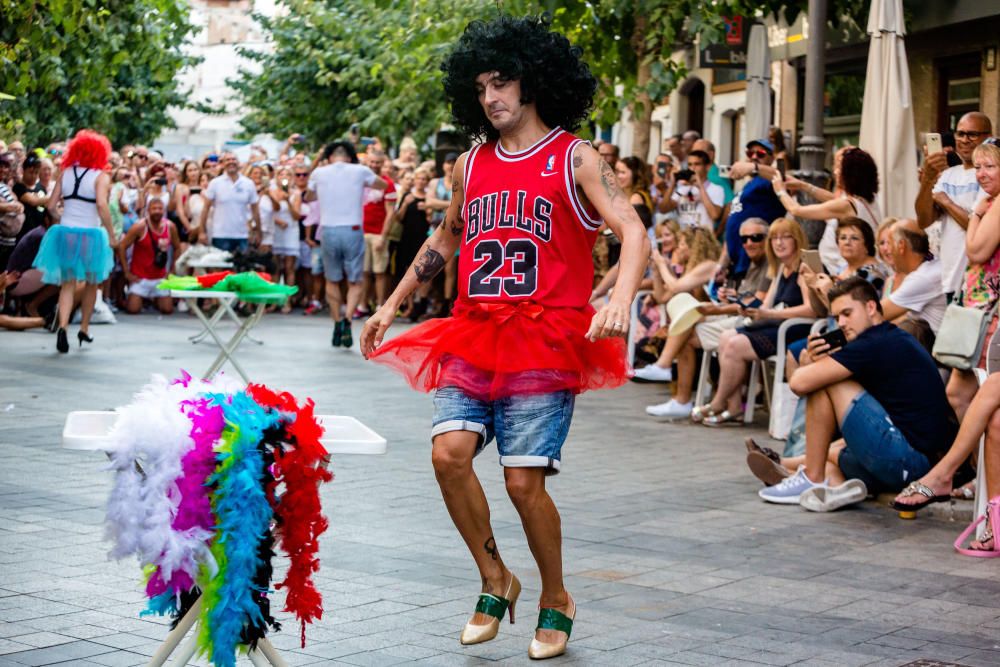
752, 163, 759, 177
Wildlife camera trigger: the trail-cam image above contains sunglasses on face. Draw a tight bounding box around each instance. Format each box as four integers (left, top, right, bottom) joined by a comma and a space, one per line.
746, 149, 769, 159
295, 172, 309, 177
740, 233, 767, 244
956, 130, 990, 140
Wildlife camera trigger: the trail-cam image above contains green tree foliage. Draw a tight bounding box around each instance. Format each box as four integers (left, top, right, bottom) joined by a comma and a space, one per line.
0, 0, 199, 147
232, 0, 498, 149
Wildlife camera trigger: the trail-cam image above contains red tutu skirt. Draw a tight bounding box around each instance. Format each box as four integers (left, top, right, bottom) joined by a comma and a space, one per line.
370, 300, 628, 401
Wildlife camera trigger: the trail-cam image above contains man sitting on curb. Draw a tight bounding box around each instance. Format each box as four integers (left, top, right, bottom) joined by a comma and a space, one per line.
748, 277, 957, 511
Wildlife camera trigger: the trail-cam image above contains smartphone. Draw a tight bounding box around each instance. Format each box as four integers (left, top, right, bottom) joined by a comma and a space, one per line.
154, 177, 167, 186
802, 249, 824, 274
361, 137, 376, 147
925, 132, 943, 155
818, 328, 847, 351
189, 187, 202, 195
656, 163, 668, 178
741, 297, 763, 309
776, 157, 787, 177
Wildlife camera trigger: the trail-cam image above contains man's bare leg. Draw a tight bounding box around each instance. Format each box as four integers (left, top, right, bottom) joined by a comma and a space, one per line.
431, 432, 510, 626
504, 467, 572, 645
325, 279, 343, 322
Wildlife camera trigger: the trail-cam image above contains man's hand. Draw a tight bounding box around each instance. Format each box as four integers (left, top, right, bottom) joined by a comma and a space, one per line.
0, 271, 20, 290
804, 334, 833, 364
771, 171, 786, 194
360, 304, 396, 358
932, 191, 955, 210
587, 299, 629, 341
125, 271, 139, 284
920, 148, 948, 186
728, 161, 754, 180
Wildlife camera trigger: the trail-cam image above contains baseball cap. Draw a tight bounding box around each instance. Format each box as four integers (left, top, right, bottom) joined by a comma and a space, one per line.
746, 138, 775, 154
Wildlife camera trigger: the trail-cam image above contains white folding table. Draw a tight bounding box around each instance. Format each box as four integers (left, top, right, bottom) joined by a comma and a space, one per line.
170, 290, 267, 383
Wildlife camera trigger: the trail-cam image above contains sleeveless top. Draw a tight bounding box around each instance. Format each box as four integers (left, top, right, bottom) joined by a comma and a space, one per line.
459, 127, 600, 308
431, 177, 452, 224
818, 194, 882, 273
369, 127, 628, 401
61, 167, 101, 229
773, 268, 803, 308
131, 220, 173, 280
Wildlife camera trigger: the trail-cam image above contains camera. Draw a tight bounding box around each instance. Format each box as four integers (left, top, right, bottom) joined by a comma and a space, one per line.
656, 163, 668, 178
154, 177, 167, 186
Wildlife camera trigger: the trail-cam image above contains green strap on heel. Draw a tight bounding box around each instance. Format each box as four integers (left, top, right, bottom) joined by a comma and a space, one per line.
536, 607, 573, 637
475, 593, 510, 621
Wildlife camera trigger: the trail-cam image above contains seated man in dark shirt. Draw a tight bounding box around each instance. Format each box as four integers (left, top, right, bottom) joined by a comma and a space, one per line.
748, 277, 957, 511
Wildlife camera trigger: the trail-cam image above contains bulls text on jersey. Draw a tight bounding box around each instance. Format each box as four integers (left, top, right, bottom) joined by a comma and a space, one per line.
464, 190, 553, 245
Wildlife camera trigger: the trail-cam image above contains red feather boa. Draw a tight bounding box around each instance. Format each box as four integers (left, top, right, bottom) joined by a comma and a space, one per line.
247, 384, 332, 647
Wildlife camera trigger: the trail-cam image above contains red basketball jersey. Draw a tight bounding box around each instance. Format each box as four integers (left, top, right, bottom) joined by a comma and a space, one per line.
459, 127, 601, 308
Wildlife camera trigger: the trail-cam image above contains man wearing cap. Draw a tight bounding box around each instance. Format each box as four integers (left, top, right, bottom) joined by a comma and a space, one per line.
723, 139, 786, 277
12, 152, 49, 243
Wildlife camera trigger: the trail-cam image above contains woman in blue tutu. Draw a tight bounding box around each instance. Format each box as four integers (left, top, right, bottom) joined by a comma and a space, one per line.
35, 129, 116, 353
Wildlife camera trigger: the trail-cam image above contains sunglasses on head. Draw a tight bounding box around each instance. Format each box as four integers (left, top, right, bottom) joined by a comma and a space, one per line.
740, 233, 767, 243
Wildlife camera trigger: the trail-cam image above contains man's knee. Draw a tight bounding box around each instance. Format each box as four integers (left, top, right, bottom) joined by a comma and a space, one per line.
431, 435, 475, 481
504, 468, 545, 507
125, 298, 142, 314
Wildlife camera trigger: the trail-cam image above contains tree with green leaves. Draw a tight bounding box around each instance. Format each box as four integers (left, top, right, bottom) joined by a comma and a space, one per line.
0, 0, 199, 148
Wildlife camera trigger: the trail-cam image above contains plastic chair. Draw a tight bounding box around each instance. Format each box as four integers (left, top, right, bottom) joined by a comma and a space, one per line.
744, 318, 817, 424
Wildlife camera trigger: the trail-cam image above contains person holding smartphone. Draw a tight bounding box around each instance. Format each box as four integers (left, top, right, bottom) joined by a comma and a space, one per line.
749, 277, 957, 512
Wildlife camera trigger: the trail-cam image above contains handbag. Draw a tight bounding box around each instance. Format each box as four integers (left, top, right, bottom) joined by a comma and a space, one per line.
768, 381, 798, 441
932, 300, 998, 370
954, 494, 1000, 557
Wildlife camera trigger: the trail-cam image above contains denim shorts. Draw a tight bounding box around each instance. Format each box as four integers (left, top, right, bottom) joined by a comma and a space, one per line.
212, 237, 248, 253
432, 386, 575, 475
319, 226, 365, 283
838, 390, 931, 493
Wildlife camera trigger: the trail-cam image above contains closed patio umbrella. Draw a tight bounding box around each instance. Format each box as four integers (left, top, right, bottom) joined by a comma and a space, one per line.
859, 0, 918, 219
744, 23, 771, 143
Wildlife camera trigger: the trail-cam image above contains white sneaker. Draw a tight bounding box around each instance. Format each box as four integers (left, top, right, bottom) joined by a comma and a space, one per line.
645, 399, 693, 419
799, 479, 868, 512
632, 365, 672, 383
758, 466, 827, 505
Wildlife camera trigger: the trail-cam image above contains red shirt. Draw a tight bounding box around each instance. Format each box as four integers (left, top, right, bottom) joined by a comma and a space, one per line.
130, 220, 173, 280
459, 127, 600, 308
362, 177, 397, 234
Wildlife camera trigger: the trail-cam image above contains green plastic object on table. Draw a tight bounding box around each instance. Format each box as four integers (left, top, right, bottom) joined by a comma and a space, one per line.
158, 272, 298, 305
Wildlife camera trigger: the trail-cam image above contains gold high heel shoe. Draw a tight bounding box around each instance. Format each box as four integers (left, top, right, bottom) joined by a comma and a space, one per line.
460, 572, 521, 645
528, 594, 575, 660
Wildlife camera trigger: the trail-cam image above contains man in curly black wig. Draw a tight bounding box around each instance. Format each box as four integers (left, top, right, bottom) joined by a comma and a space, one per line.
361, 15, 650, 659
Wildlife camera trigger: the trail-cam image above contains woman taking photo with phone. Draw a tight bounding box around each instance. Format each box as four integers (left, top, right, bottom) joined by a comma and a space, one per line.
34, 129, 116, 353
771, 146, 882, 275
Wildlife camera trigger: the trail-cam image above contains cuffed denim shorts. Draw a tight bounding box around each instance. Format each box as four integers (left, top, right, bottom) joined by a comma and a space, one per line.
319, 226, 364, 283
838, 390, 931, 493
432, 386, 575, 475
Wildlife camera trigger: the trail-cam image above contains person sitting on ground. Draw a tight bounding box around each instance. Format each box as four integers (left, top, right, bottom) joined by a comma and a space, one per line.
0, 271, 50, 331
879, 220, 946, 351
117, 198, 181, 315
750, 277, 957, 511
694, 217, 816, 426
641, 218, 771, 420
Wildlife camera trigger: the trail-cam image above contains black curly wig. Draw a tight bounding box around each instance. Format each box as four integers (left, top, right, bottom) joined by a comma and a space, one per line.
441, 15, 598, 142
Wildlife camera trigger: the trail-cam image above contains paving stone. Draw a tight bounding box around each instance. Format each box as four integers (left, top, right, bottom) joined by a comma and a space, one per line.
4, 315, 1000, 665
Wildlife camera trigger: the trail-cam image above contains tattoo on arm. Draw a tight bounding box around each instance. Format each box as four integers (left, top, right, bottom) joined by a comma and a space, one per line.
414, 247, 446, 282
573, 154, 583, 168
484, 536, 499, 561
449, 215, 463, 236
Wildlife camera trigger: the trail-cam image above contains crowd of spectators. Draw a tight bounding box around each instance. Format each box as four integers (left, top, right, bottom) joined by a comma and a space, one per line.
4, 113, 1000, 550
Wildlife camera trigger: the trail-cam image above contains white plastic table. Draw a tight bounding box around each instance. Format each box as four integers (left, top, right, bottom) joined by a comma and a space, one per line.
62, 411, 386, 666
170, 290, 266, 382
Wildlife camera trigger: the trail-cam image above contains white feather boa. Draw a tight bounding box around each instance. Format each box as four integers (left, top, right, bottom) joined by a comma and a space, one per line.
104, 373, 240, 585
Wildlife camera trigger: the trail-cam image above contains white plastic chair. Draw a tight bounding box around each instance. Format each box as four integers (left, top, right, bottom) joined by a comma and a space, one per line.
744, 317, 817, 424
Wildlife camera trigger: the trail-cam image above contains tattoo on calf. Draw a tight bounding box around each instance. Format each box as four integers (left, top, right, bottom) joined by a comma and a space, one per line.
484, 536, 499, 561
414, 248, 446, 282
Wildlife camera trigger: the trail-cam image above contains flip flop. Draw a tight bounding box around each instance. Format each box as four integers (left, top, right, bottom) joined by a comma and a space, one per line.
890, 481, 950, 512
703, 409, 744, 427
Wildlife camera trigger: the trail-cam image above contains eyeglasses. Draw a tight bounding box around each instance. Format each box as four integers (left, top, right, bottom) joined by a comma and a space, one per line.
771, 234, 795, 241
740, 233, 767, 244
956, 130, 990, 140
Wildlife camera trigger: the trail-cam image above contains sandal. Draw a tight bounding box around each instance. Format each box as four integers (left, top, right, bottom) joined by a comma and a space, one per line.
745, 437, 781, 464
955, 496, 1000, 557
952, 480, 975, 500
702, 410, 744, 427
890, 481, 950, 512
690, 405, 715, 424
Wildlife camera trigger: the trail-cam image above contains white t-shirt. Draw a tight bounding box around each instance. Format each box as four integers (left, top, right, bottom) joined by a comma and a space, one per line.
205, 174, 258, 239
308, 162, 377, 228
258, 195, 275, 246
932, 165, 980, 294
672, 181, 724, 231
888, 258, 947, 334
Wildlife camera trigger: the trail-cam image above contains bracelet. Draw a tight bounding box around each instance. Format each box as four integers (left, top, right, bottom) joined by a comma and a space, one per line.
776, 190, 788, 197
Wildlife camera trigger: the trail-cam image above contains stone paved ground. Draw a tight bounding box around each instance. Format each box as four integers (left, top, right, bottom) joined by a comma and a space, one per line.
2, 313, 1000, 667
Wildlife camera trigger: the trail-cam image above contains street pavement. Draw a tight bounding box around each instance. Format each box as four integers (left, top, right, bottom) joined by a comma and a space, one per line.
2, 312, 1000, 667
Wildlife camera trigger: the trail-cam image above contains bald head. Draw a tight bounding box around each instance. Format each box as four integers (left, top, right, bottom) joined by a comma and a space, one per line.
692, 139, 715, 161
891, 218, 929, 264
955, 112, 993, 164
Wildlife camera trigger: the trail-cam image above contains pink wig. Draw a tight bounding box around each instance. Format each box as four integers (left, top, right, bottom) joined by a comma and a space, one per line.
61, 129, 112, 170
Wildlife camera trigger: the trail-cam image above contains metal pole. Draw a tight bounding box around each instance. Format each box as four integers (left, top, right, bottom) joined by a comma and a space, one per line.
798, 0, 828, 177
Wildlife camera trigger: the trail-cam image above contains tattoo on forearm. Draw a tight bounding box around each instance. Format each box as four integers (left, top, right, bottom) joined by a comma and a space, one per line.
449, 217, 463, 236
484, 536, 498, 561
414, 247, 446, 282
452, 179, 461, 193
